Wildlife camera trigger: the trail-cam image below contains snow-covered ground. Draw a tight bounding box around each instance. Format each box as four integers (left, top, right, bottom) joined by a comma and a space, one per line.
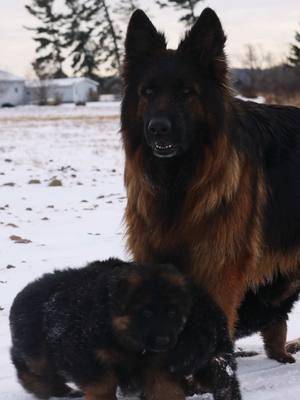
0, 102, 299, 399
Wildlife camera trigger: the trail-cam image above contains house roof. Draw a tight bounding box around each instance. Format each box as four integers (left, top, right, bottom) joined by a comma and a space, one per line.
25, 77, 99, 88
54, 77, 99, 87
0, 70, 24, 82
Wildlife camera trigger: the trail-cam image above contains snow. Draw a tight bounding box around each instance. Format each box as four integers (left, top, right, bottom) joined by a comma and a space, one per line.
0, 102, 299, 399
0, 102, 119, 120
235, 95, 265, 104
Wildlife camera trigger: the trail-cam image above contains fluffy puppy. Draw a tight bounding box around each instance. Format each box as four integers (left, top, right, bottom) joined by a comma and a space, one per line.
10, 258, 241, 400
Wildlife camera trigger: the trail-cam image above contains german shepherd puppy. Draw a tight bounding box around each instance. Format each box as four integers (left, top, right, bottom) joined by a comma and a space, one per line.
121, 7, 300, 367
9, 258, 241, 400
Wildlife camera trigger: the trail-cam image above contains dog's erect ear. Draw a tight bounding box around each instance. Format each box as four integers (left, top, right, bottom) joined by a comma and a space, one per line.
178, 8, 226, 68
125, 10, 167, 61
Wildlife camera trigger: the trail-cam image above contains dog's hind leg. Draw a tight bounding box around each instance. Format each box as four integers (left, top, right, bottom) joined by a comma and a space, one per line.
17, 367, 80, 399
12, 351, 80, 399
261, 319, 296, 363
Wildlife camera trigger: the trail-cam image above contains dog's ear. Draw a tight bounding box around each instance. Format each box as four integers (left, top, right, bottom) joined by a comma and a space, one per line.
125, 10, 167, 62
178, 8, 227, 74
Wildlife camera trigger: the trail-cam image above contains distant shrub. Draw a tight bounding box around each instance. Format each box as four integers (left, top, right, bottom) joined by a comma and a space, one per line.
88, 88, 99, 102
49, 93, 63, 106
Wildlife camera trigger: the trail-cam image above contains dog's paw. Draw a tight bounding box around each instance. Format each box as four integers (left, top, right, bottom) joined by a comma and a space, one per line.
286, 338, 300, 355
269, 351, 296, 364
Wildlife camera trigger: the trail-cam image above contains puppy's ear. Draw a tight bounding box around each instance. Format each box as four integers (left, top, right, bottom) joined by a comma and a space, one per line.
125, 10, 167, 62
109, 269, 142, 312
178, 8, 227, 76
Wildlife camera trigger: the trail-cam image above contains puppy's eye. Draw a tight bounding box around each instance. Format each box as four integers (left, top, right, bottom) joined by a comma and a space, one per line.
142, 87, 155, 97
142, 309, 153, 319
182, 87, 192, 96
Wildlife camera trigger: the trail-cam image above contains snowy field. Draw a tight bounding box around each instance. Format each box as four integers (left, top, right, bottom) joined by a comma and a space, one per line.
0, 102, 299, 399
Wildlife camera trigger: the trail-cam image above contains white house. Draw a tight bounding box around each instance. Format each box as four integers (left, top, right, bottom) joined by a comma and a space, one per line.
0, 72, 99, 106
25, 77, 99, 105
0, 71, 25, 107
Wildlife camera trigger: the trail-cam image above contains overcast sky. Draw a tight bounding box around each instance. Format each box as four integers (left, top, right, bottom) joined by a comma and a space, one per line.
0, 0, 299, 77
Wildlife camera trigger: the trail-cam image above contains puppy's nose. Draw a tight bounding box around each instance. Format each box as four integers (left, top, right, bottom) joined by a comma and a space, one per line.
155, 336, 170, 347
148, 118, 171, 137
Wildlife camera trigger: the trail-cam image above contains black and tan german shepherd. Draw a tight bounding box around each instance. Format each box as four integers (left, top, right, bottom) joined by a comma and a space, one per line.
121, 7, 300, 371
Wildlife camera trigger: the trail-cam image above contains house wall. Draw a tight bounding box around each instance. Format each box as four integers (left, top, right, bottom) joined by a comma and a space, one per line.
49, 86, 73, 103
73, 81, 98, 104
25, 79, 99, 105
0, 81, 25, 106
25, 85, 74, 104
48, 80, 99, 104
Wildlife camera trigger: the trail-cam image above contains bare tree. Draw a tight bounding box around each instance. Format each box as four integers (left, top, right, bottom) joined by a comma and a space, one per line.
241, 44, 264, 97
156, 0, 205, 26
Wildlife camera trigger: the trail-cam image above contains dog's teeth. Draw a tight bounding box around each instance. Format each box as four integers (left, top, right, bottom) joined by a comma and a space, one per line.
155, 144, 173, 150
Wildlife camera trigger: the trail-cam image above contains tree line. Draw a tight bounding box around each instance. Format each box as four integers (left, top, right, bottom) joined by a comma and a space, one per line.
26, 0, 300, 101
233, 29, 300, 104
26, 0, 205, 80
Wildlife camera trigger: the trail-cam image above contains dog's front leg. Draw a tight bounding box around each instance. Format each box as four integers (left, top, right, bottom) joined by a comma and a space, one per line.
192, 352, 242, 400
209, 264, 249, 338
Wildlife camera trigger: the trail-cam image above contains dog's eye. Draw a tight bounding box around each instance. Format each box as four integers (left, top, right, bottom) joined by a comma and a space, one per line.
142, 87, 155, 97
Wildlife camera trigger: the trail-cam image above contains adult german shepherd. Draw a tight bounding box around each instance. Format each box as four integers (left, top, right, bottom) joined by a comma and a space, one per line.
121, 8, 300, 364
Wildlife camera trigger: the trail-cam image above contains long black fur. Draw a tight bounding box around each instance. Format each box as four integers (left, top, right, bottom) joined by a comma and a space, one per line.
9, 258, 241, 400
121, 8, 300, 371
121, 8, 300, 252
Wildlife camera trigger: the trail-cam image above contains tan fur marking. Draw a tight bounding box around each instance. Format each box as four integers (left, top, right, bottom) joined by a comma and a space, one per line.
18, 367, 72, 399
205, 263, 249, 336
156, 95, 171, 112
126, 272, 142, 288
124, 119, 300, 336
111, 316, 130, 333
83, 373, 117, 400
26, 356, 48, 376
262, 320, 295, 363
95, 349, 121, 365
161, 273, 186, 288
19, 371, 50, 398
143, 369, 185, 400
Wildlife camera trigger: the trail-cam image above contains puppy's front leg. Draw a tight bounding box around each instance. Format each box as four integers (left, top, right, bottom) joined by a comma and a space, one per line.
82, 372, 117, 400
195, 354, 241, 400
143, 369, 185, 400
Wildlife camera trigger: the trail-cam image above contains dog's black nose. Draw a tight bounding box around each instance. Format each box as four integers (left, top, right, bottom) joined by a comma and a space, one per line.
155, 336, 170, 347
148, 118, 171, 137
